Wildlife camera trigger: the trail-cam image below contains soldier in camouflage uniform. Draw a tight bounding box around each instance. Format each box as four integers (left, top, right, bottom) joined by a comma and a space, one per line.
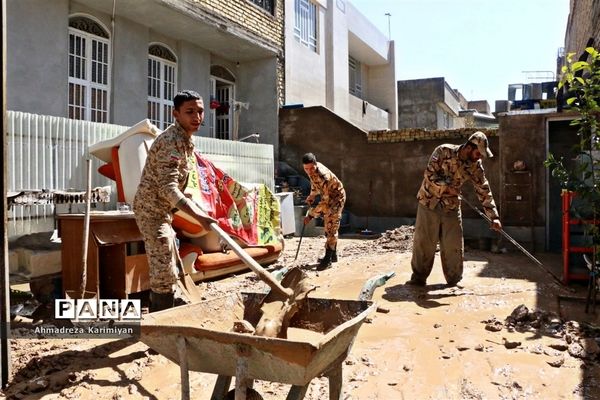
134, 90, 215, 312
407, 131, 502, 287
302, 153, 346, 271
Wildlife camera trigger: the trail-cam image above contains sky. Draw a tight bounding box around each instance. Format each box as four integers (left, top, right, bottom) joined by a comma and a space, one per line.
349, 0, 570, 112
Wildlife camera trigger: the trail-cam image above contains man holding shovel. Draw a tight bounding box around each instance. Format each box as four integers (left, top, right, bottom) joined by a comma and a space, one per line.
134, 90, 216, 312
407, 132, 502, 287
302, 153, 346, 271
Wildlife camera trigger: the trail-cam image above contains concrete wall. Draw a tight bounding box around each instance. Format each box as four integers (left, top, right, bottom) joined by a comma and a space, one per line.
398, 78, 444, 129
7, 0, 69, 117
237, 58, 279, 156
6, 0, 281, 148
279, 106, 501, 235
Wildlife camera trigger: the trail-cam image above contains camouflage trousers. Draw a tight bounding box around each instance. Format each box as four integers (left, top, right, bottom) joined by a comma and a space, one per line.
135, 213, 178, 294
321, 192, 346, 251
410, 203, 464, 285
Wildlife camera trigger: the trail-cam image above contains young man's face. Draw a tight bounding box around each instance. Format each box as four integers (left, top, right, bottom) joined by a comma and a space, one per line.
173, 99, 204, 134
303, 162, 317, 175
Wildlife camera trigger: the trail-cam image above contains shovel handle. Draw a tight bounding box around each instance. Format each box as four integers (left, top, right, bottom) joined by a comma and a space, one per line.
209, 223, 293, 299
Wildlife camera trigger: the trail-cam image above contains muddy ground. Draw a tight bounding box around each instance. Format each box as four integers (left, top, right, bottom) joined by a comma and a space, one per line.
3, 226, 600, 399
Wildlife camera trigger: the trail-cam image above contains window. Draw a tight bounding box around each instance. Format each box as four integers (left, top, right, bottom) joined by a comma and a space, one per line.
248, 0, 274, 14
147, 44, 177, 130
294, 0, 317, 52
349, 56, 362, 98
68, 16, 110, 122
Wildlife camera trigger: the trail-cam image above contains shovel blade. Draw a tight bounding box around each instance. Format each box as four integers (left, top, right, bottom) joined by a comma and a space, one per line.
177, 272, 203, 303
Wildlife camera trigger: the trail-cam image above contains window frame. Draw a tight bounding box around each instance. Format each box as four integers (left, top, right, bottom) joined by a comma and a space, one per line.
294, 0, 318, 52
348, 56, 363, 99
147, 44, 178, 130
247, 0, 275, 15
67, 16, 111, 123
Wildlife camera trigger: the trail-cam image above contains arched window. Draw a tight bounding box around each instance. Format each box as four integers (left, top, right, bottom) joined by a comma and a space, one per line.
148, 44, 177, 129
68, 16, 111, 122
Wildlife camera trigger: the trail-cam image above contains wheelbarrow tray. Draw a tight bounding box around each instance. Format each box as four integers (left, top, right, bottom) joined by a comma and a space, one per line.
140, 292, 374, 386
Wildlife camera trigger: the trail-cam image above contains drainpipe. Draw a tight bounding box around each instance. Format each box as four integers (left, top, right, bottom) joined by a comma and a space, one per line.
110, 0, 116, 123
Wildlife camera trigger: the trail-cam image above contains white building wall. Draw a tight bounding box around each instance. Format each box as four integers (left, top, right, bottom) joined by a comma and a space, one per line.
284, 0, 396, 131
326, 0, 350, 120
284, 0, 327, 107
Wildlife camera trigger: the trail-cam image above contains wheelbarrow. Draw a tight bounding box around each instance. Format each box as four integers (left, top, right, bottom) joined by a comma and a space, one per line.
139, 272, 394, 400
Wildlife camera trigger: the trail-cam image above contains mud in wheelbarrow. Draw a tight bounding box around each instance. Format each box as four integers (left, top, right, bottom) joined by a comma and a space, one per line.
140, 292, 376, 399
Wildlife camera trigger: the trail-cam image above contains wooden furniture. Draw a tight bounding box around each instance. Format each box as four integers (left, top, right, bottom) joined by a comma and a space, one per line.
58, 211, 149, 299
562, 190, 600, 284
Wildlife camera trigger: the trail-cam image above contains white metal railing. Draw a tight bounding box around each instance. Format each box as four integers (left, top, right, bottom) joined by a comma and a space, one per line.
7, 111, 274, 238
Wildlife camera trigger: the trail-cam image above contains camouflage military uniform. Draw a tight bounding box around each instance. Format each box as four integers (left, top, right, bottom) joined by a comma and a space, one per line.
410, 143, 499, 285
133, 121, 194, 294
306, 162, 346, 250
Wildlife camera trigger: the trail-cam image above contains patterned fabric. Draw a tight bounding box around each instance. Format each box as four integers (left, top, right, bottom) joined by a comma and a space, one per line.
133, 121, 194, 215
306, 162, 346, 250
468, 131, 494, 158
416, 144, 499, 221
182, 152, 281, 246
133, 121, 194, 294
410, 203, 463, 285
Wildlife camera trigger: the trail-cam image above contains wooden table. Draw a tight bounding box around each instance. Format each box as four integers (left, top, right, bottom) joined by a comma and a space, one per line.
58, 211, 149, 299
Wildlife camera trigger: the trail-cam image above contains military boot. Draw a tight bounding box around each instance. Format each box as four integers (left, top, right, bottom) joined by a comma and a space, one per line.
319, 246, 338, 263
149, 291, 174, 313
316, 249, 333, 271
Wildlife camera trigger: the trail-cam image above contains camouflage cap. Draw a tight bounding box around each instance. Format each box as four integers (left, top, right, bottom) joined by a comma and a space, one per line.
467, 131, 493, 158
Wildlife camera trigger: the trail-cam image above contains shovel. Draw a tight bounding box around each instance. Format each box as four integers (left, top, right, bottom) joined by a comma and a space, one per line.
173, 237, 204, 303
209, 222, 317, 338
294, 207, 312, 261
209, 222, 293, 299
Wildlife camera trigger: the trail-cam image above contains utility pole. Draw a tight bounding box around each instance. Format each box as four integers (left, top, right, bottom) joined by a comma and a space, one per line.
385, 12, 391, 40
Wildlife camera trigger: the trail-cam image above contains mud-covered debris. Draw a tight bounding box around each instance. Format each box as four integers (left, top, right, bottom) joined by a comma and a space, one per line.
232, 320, 255, 334
547, 357, 565, 368
502, 338, 521, 349
509, 304, 530, 322
483, 317, 503, 332
580, 338, 600, 355
568, 342, 586, 359
376, 306, 390, 313
548, 342, 569, 352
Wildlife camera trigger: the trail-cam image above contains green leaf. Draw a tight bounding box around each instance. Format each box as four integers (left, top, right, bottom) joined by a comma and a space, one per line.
567, 97, 576, 105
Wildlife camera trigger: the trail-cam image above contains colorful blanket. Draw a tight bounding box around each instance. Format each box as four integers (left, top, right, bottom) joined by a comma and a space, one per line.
174, 151, 281, 246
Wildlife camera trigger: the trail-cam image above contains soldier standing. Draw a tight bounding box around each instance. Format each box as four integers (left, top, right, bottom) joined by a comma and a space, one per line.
407, 131, 502, 287
302, 153, 346, 271
134, 90, 215, 312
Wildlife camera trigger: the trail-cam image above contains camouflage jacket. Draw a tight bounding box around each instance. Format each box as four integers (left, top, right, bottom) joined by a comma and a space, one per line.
307, 162, 345, 216
133, 121, 194, 218
416, 144, 499, 220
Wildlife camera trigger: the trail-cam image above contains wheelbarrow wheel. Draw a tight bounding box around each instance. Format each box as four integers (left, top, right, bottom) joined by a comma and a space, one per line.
224, 387, 263, 400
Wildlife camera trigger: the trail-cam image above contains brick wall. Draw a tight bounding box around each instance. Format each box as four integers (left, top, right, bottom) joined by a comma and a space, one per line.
367, 128, 498, 143
195, 0, 285, 104
564, 0, 600, 58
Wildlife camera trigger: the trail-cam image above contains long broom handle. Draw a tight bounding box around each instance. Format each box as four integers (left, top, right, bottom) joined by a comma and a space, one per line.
458, 195, 543, 266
